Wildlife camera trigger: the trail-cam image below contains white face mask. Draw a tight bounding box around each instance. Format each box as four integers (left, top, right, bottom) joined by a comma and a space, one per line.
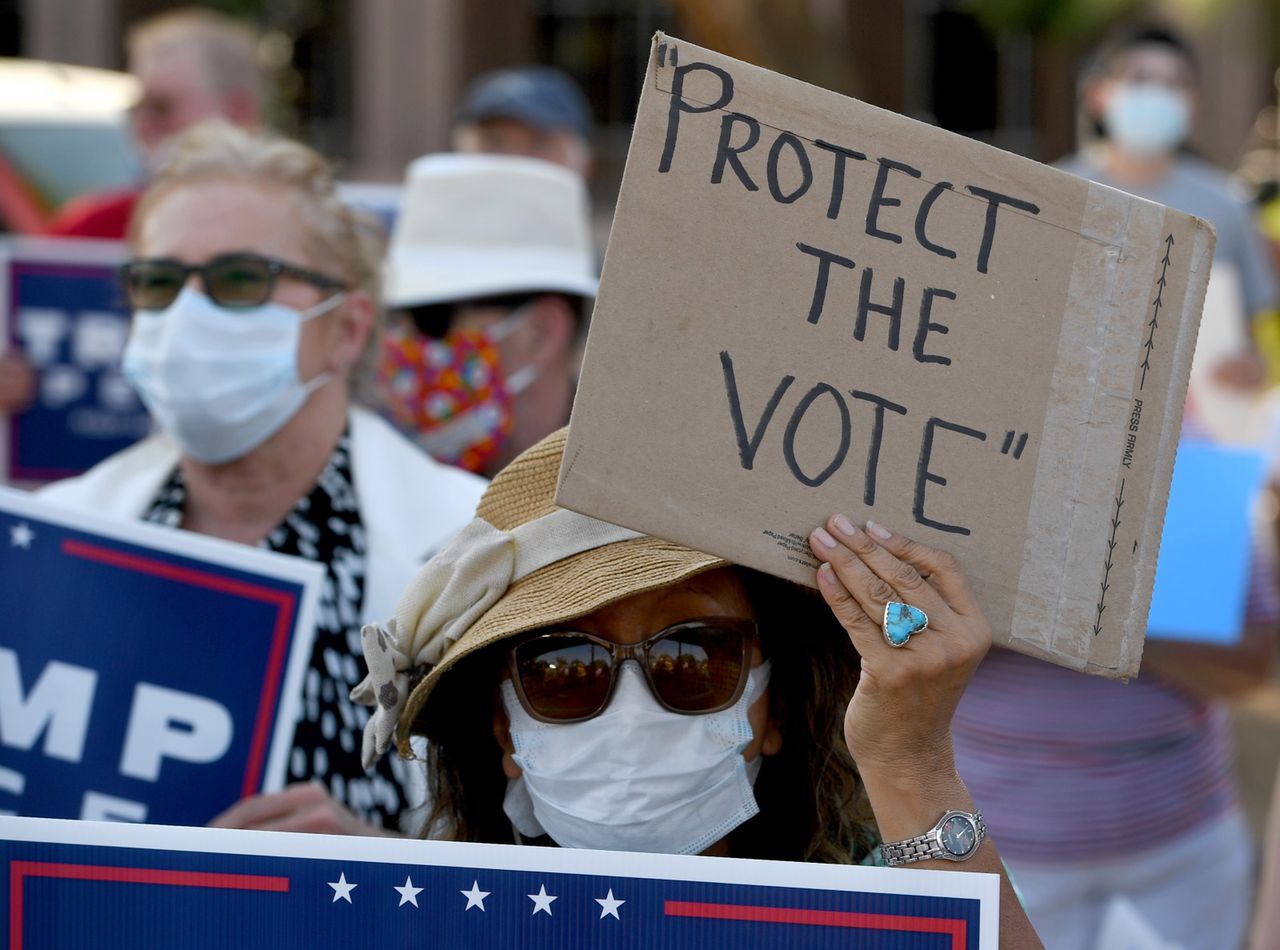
122, 286, 344, 464
500, 660, 771, 855
1104, 83, 1191, 157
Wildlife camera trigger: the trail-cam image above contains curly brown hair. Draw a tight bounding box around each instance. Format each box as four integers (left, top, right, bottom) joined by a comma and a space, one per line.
409, 567, 878, 863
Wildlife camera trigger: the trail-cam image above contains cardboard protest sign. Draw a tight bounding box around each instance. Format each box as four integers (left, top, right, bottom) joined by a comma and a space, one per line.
0, 238, 150, 486
0, 487, 322, 825
0, 817, 1000, 948
558, 34, 1213, 678
1147, 441, 1266, 644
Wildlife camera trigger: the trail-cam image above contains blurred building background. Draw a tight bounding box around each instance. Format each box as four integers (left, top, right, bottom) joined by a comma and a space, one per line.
5, 0, 1279, 199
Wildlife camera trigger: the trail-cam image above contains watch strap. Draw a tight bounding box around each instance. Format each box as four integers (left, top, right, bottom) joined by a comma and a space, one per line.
880, 810, 986, 867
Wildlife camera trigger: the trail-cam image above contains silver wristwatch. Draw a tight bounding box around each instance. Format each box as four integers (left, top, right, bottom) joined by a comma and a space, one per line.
881, 810, 986, 866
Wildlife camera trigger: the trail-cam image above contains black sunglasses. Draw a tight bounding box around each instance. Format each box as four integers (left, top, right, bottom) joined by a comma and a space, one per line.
120, 252, 346, 311
405, 292, 543, 339
507, 618, 757, 724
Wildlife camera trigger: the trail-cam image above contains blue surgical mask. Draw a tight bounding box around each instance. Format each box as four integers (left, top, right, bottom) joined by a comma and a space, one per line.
122, 286, 343, 463
1104, 83, 1191, 157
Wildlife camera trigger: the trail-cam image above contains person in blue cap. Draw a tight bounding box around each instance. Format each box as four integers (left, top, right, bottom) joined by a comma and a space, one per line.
451, 66, 594, 179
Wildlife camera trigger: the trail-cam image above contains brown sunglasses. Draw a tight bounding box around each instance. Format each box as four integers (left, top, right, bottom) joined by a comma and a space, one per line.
507, 617, 757, 724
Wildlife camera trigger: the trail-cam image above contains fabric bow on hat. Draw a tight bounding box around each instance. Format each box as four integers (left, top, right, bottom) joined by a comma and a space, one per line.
351, 618, 413, 770
351, 510, 642, 769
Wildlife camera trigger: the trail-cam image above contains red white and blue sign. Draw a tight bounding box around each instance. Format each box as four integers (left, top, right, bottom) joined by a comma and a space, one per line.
1, 817, 999, 948
0, 488, 322, 826
1, 238, 151, 485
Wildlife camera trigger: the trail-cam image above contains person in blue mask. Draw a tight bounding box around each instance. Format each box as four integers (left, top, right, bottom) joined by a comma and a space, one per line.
1060, 24, 1278, 390
39, 121, 486, 836
947, 26, 1280, 950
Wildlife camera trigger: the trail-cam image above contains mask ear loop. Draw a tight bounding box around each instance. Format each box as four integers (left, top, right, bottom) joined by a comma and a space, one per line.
299, 290, 348, 322
297, 291, 350, 392
486, 302, 542, 396
484, 302, 533, 342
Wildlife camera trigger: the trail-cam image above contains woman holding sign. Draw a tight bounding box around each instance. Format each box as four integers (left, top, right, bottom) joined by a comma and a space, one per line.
40, 122, 487, 835
354, 428, 1043, 947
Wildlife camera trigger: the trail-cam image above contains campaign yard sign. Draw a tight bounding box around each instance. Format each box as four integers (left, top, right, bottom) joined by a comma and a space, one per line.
557, 34, 1213, 679
0, 238, 150, 485
0, 488, 322, 826
0, 817, 1000, 948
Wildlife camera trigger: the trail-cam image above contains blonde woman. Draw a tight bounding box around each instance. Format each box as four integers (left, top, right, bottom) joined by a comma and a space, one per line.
41, 121, 486, 834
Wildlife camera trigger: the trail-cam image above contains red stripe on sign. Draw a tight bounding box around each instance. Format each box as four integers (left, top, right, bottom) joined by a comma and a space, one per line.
9, 861, 289, 950
60, 538, 299, 797
664, 900, 967, 949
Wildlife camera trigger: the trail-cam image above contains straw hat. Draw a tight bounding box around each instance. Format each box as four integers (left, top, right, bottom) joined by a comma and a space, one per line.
383, 153, 599, 309
352, 427, 727, 764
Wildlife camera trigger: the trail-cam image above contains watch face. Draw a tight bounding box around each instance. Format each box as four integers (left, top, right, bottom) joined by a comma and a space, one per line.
940, 815, 977, 857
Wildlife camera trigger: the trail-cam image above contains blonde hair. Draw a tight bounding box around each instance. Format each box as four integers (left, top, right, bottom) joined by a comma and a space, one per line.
127, 6, 264, 107
131, 121, 387, 397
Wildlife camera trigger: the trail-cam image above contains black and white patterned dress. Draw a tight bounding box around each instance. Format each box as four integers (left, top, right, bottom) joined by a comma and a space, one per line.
144, 433, 405, 829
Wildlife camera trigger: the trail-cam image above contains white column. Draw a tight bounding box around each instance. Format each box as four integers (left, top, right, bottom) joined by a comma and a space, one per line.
350, 0, 466, 182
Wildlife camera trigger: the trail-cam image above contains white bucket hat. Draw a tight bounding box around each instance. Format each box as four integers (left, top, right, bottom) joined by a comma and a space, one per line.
384, 153, 599, 309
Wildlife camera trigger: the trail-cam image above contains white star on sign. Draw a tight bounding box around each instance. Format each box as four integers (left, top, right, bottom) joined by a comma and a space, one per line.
328, 872, 356, 904
9, 522, 34, 549
461, 880, 489, 911
596, 888, 625, 919
528, 884, 557, 916
394, 875, 423, 908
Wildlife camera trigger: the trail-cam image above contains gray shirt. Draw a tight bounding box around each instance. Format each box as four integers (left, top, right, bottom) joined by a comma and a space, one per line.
1058, 151, 1278, 319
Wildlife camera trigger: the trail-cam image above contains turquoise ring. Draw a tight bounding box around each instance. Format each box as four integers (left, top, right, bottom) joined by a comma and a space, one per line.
883, 601, 929, 647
